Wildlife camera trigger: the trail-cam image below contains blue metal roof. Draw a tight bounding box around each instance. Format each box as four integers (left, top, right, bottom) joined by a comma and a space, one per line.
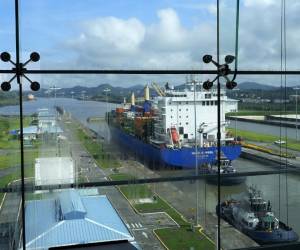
22, 126, 38, 134
10, 126, 37, 135
24, 190, 134, 250
58, 189, 86, 220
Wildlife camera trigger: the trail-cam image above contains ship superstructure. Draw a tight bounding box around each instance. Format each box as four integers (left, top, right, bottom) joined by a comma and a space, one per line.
107, 81, 241, 169
152, 82, 238, 148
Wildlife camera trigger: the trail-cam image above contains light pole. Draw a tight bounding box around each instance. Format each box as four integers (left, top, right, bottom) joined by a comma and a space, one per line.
103, 88, 111, 117
198, 122, 207, 228
294, 87, 300, 140
81, 90, 86, 101
232, 88, 239, 139
49, 85, 61, 100
192, 80, 199, 227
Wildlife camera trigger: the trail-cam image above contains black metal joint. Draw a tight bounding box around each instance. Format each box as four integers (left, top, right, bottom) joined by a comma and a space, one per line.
1, 51, 40, 91
218, 64, 230, 76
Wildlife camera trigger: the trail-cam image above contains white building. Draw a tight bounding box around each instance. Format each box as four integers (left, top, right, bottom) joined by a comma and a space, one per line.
37, 108, 56, 130
35, 157, 74, 186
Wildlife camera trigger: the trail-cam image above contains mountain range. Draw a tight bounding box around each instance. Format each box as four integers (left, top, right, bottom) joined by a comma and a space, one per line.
31, 81, 291, 103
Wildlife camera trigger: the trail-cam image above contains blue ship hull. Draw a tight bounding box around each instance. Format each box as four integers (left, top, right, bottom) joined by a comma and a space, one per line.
110, 127, 241, 169
244, 226, 299, 244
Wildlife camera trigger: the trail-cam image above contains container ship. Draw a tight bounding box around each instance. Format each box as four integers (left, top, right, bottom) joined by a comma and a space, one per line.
107, 81, 241, 169
217, 186, 299, 244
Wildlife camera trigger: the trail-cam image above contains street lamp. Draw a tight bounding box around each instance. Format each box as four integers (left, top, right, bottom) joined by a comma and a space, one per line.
103, 88, 111, 118
232, 88, 240, 139
81, 90, 86, 101
294, 87, 300, 140
49, 85, 61, 100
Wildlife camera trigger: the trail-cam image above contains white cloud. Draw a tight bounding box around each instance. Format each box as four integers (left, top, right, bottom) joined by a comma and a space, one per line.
51, 3, 300, 87
83, 16, 145, 53
66, 8, 216, 72
243, 0, 277, 8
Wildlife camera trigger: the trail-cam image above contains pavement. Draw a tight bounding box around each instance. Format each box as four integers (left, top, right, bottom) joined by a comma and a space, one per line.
60, 117, 167, 250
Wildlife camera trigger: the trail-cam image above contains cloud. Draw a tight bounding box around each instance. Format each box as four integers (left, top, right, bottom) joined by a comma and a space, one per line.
48, 3, 300, 87
66, 8, 216, 72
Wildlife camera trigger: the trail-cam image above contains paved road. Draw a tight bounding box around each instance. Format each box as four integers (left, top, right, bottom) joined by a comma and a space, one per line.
61, 117, 167, 250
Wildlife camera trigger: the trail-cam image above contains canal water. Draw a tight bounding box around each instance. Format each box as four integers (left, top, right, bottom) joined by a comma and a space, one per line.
0, 97, 116, 133
1, 98, 300, 237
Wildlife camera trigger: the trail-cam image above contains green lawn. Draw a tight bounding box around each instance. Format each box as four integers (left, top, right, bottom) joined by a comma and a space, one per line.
73, 123, 120, 169
155, 227, 215, 250
0, 149, 38, 170
109, 172, 215, 249
226, 111, 293, 117
64, 120, 119, 169
228, 128, 300, 152
0, 116, 33, 149
0, 172, 19, 202
110, 173, 188, 226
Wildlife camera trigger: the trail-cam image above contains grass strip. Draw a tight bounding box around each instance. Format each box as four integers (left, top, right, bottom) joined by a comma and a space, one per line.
226, 111, 293, 117
228, 128, 300, 152
65, 120, 120, 169
0, 116, 32, 149
0, 149, 38, 170
110, 173, 214, 249
0, 172, 20, 202
110, 173, 188, 226
155, 227, 215, 250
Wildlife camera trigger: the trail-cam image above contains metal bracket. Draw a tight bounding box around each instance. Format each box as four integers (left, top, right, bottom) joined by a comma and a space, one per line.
202, 54, 237, 90
0, 51, 40, 91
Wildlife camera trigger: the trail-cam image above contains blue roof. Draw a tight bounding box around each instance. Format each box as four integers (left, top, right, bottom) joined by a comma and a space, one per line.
58, 189, 86, 220
22, 126, 38, 134
24, 190, 134, 250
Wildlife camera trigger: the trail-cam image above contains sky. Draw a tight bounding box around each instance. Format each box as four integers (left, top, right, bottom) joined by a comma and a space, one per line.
1, 0, 300, 89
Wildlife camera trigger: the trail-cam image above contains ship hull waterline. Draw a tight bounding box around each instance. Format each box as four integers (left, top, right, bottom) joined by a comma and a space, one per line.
110, 126, 242, 170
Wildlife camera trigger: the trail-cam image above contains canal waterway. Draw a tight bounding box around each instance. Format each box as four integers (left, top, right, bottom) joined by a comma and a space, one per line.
0, 97, 116, 133
1, 98, 300, 238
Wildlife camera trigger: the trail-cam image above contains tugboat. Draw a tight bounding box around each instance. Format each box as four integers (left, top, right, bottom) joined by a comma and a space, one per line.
205, 158, 246, 185
217, 186, 299, 244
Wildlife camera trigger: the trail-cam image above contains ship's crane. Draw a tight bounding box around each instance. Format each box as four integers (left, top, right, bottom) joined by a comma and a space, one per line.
151, 82, 166, 97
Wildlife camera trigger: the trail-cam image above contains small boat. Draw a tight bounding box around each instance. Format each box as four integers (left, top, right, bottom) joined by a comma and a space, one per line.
274, 140, 286, 145
27, 94, 36, 101
205, 159, 246, 185
217, 186, 299, 244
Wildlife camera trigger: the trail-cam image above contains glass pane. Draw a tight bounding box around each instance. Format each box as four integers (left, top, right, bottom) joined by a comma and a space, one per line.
0, 86, 22, 249
18, 73, 228, 249
0, 0, 15, 64
219, 0, 300, 72
19, 0, 217, 70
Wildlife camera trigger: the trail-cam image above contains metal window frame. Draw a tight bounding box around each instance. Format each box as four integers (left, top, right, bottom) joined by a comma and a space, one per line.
0, 0, 299, 249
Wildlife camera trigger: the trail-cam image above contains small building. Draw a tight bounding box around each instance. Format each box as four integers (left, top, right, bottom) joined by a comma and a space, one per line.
40, 125, 63, 135
21, 126, 38, 141
35, 157, 74, 187
23, 189, 138, 249
289, 94, 300, 102
224, 98, 239, 113
37, 108, 57, 130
